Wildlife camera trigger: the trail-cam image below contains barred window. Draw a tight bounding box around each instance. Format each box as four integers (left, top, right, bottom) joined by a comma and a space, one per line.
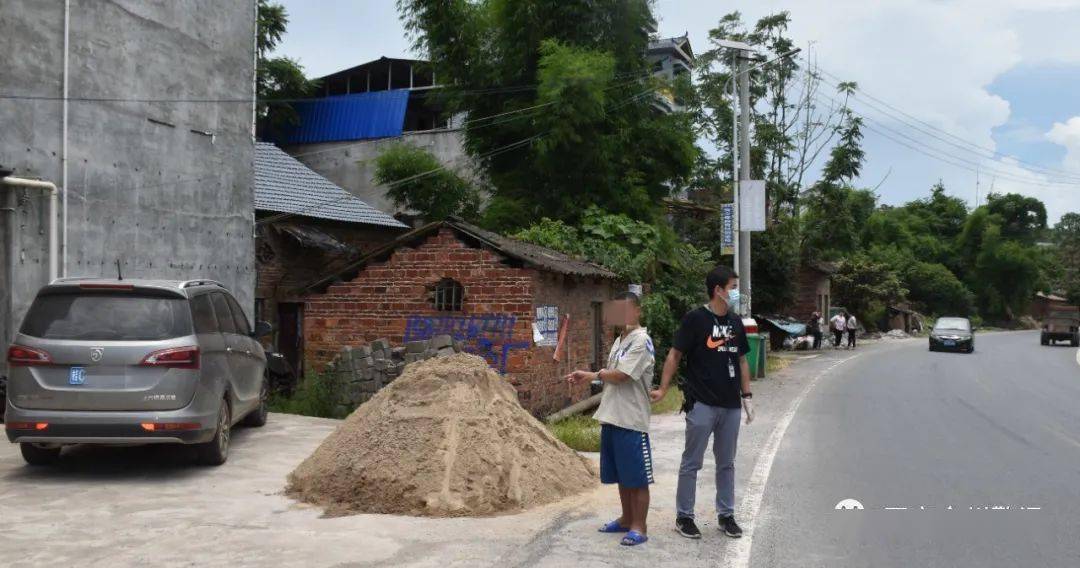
432, 278, 464, 311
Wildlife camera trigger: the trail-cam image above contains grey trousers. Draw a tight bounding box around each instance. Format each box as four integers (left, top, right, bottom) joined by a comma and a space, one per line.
676, 401, 742, 518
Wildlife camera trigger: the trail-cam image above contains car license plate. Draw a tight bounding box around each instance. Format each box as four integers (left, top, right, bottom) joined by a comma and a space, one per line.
944, 340, 956, 347
69, 366, 86, 385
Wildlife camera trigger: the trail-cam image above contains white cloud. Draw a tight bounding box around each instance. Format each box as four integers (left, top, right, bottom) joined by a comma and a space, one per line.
1046, 116, 1080, 171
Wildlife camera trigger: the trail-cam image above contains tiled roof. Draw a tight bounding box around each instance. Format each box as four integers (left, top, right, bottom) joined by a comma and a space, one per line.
304, 218, 619, 293
254, 141, 407, 228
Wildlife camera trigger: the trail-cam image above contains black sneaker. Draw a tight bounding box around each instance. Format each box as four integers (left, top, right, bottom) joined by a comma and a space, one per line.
719, 515, 743, 538
675, 517, 701, 539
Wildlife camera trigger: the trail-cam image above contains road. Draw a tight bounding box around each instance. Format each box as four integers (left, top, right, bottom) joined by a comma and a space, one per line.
750, 331, 1080, 567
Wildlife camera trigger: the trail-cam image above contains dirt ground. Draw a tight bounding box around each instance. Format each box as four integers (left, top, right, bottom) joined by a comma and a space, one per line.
0, 347, 868, 567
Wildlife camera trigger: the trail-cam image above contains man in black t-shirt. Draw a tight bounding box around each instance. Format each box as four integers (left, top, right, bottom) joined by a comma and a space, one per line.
650, 265, 754, 540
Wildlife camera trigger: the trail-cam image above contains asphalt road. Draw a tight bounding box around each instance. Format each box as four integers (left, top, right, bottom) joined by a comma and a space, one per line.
750, 331, 1080, 567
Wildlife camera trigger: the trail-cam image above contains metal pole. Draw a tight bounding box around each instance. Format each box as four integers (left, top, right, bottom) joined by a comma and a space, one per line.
731, 63, 739, 277
738, 55, 752, 317
62, 0, 70, 277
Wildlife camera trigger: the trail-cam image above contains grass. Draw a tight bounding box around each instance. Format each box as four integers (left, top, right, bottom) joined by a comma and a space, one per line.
267, 372, 346, 419
548, 415, 602, 452
548, 386, 686, 452
765, 355, 792, 376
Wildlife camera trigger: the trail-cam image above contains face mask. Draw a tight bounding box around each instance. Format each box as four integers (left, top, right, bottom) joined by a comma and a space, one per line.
727, 288, 741, 312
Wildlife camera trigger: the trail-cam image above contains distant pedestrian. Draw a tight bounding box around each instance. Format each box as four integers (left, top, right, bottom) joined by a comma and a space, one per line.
566, 291, 655, 547
808, 311, 823, 350
830, 311, 846, 348
846, 312, 858, 349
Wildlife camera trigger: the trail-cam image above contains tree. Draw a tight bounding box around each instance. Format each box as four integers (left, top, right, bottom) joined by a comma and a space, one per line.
831, 253, 906, 318
985, 192, 1048, 243
903, 261, 973, 316
257, 0, 319, 137
1053, 213, 1080, 303
398, 0, 696, 231
374, 144, 480, 222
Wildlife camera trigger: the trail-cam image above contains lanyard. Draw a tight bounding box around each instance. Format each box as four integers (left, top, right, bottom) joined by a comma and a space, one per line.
705, 306, 737, 380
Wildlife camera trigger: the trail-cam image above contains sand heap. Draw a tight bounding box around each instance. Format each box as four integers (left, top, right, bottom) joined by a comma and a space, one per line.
286, 353, 598, 517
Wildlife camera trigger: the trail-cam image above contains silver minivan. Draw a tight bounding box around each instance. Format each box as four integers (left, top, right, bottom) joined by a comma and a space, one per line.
4, 279, 271, 466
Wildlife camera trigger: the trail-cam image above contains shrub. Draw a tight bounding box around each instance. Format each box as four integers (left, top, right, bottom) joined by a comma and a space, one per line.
268, 371, 346, 419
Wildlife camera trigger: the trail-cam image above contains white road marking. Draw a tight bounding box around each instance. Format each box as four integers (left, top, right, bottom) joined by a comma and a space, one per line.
727, 353, 860, 568
1075, 348, 1080, 368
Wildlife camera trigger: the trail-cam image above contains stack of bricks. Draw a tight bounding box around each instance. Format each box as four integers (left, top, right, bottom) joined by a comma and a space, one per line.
323, 334, 462, 414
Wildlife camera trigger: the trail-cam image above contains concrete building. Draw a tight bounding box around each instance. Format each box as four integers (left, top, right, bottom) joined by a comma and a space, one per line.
270, 57, 473, 218
1, 1, 257, 380
254, 141, 407, 375
300, 220, 621, 416
647, 34, 694, 113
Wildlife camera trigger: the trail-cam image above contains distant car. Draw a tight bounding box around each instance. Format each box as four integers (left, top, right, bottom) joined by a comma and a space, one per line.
929, 317, 975, 353
1041, 308, 1079, 347
4, 279, 272, 466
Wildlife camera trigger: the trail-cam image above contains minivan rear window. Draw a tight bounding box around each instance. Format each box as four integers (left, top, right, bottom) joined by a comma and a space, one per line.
20, 291, 193, 341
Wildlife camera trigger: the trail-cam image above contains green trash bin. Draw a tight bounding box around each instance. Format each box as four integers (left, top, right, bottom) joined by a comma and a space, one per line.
746, 333, 768, 378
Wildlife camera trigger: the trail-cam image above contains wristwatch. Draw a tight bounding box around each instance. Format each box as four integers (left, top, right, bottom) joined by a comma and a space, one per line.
741, 392, 753, 399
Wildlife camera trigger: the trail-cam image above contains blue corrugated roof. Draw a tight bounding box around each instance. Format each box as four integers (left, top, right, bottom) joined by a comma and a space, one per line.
278, 90, 409, 144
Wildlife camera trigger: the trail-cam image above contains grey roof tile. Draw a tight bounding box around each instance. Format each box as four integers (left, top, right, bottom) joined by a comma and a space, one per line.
254, 141, 407, 228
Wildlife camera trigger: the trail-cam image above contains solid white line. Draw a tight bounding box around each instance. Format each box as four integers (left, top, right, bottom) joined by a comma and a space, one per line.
727, 353, 861, 568
1075, 348, 1079, 368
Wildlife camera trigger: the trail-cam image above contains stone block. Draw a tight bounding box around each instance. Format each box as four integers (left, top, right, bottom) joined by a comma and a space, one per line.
430, 334, 453, 349
391, 346, 406, 361
371, 338, 391, 352
406, 340, 429, 354
437, 347, 455, 357
351, 345, 372, 358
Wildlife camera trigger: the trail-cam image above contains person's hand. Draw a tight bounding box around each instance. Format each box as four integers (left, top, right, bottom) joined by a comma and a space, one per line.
742, 397, 755, 424
649, 388, 667, 403
565, 370, 594, 385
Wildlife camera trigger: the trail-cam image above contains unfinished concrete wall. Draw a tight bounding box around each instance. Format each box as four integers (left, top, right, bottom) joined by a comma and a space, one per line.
283, 129, 471, 216
0, 0, 256, 374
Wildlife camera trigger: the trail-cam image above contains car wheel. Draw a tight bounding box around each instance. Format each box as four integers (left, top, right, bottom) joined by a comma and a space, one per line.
195, 398, 230, 466
1072, 337, 1079, 347
242, 378, 269, 428
20, 443, 61, 466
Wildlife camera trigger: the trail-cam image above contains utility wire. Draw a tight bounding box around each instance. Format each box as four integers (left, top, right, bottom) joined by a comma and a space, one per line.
807, 61, 1080, 183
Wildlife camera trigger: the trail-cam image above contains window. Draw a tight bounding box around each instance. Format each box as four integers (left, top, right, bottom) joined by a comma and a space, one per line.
226, 294, 252, 336
210, 293, 237, 334
191, 294, 219, 335
432, 278, 464, 311
21, 292, 192, 341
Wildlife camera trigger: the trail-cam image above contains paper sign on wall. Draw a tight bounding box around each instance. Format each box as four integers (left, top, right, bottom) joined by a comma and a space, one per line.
535, 306, 559, 346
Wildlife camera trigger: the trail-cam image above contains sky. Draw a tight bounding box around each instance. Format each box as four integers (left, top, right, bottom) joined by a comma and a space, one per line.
272, 0, 1080, 224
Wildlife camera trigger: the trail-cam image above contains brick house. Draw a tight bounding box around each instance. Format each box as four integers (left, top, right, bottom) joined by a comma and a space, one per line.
792, 260, 837, 320
254, 141, 409, 375
301, 220, 621, 415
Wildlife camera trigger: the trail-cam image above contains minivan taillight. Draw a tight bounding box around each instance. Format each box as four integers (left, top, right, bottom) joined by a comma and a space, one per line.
7, 345, 53, 366
140, 346, 199, 369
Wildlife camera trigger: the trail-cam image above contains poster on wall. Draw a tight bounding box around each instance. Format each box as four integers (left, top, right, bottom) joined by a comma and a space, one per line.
534, 306, 560, 346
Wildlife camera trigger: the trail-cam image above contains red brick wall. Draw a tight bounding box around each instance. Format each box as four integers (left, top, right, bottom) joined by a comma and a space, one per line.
301, 227, 618, 415
793, 266, 830, 319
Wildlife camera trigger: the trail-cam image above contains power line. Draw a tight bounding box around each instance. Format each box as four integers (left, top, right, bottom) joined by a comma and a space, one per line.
808, 62, 1080, 183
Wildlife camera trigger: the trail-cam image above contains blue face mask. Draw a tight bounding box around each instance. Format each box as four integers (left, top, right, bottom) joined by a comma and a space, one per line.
727, 288, 741, 312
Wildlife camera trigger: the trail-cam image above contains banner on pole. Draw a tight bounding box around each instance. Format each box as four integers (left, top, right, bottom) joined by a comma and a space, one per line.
721, 203, 735, 255
740, 180, 767, 232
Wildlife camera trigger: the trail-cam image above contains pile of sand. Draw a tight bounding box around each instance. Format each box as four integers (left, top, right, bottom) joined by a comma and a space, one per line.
286, 353, 598, 517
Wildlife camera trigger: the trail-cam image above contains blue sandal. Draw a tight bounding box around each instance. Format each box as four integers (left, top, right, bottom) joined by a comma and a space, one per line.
620, 530, 649, 546
598, 520, 630, 533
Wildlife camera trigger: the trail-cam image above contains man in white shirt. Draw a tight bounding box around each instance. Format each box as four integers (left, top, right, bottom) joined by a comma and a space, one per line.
846, 312, 858, 349
830, 312, 846, 348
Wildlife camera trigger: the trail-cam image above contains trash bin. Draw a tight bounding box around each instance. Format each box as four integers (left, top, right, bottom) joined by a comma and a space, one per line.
746, 333, 768, 378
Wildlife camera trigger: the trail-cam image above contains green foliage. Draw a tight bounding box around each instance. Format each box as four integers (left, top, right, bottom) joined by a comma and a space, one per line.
1052, 212, 1080, 304
986, 192, 1048, 242
374, 144, 480, 221
650, 385, 685, 415
750, 216, 800, 313
399, 0, 696, 232
547, 415, 601, 452
268, 372, 346, 419
832, 253, 907, 317
514, 207, 711, 381
971, 225, 1043, 319
903, 261, 974, 316
257, 0, 319, 136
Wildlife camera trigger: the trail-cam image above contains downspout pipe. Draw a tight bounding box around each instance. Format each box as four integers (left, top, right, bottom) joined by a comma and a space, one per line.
62, 0, 70, 277
2, 176, 59, 283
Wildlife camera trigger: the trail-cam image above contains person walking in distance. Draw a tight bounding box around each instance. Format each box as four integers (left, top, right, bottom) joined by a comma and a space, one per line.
846, 311, 858, 349
830, 311, 847, 349
566, 292, 656, 547
650, 265, 754, 539
808, 311, 823, 350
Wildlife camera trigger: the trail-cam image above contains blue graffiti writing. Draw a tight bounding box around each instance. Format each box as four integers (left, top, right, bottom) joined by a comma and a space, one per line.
404, 314, 528, 373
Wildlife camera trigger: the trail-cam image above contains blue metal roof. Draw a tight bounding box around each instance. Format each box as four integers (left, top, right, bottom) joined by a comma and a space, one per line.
278, 90, 409, 144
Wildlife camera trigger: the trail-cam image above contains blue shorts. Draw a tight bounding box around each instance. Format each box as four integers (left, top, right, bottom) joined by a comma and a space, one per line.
599, 424, 654, 488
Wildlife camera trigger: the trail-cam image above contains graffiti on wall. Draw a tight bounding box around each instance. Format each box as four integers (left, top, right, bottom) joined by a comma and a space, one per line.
403, 314, 529, 373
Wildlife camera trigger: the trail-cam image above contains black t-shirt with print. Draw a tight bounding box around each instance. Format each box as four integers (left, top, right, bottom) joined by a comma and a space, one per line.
672, 306, 751, 409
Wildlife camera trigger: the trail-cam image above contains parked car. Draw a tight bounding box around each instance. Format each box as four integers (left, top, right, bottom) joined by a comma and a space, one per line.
929, 317, 975, 353
4, 279, 272, 466
1041, 308, 1079, 347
